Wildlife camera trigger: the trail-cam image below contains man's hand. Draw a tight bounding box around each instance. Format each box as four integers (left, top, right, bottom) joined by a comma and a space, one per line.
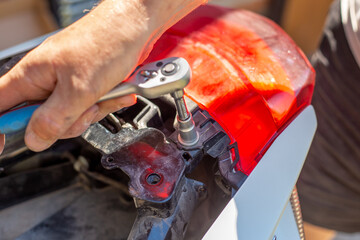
0, 0, 207, 154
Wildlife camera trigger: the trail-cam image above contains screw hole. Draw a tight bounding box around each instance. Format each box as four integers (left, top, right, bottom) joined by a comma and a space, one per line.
107, 157, 114, 163
146, 173, 162, 185
156, 62, 163, 67
182, 152, 192, 162
160, 77, 166, 82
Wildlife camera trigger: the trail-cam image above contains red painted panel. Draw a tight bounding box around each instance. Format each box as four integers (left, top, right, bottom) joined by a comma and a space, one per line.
145, 5, 315, 174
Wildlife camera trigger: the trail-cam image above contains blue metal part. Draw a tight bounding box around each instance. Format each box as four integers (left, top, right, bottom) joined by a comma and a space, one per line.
0, 104, 40, 135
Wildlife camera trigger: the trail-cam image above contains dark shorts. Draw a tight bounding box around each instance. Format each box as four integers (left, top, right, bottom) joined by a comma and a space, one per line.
297, 0, 360, 233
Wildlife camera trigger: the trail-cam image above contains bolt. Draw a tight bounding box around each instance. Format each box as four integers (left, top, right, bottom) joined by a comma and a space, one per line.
146, 173, 162, 185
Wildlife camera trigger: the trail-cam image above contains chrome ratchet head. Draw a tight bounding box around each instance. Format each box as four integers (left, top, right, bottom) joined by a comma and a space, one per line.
98, 57, 191, 102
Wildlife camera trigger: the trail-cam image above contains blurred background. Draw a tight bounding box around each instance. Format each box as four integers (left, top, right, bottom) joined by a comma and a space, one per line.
0, 0, 333, 55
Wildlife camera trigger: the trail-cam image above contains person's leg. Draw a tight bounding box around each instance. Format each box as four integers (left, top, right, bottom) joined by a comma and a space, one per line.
304, 222, 336, 240
333, 232, 360, 240
303, 223, 360, 240
297, 0, 360, 237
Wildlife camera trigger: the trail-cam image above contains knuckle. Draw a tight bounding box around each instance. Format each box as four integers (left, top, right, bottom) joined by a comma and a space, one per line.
72, 79, 100, 100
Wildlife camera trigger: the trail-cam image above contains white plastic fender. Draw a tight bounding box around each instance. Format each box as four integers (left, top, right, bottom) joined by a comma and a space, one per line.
203, 105, 317, 240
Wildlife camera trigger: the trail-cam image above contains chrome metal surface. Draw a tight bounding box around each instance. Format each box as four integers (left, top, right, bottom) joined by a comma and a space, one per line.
170, 90, 199, 147
171, 90, 190, 121
163, 63, 176, 73
98, 57, 191, 102
177, 114, 199, 147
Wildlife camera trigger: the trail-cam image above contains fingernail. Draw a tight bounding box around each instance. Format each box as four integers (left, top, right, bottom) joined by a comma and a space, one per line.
129, 94, 137, 104
119, 94, 137, 108
25, 131, 53, 152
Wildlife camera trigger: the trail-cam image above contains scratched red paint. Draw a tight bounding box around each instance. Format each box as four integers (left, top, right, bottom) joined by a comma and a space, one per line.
127, 143, 178, 200
145, 6, 315, 174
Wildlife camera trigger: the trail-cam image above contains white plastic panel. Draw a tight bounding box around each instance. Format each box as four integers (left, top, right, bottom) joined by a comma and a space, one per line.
273, 201, 301, 240
203, 105, 317, 240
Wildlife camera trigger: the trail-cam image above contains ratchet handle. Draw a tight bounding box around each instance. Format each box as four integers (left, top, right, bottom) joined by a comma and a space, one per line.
97, 84, 137, 103
0, 104, 40, 135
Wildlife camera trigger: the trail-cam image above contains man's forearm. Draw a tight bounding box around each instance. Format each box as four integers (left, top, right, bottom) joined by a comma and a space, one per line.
63, 0, 208, 90
86, 0, 208, 64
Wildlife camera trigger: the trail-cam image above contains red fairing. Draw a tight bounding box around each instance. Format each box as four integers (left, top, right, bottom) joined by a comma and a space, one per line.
145, 5, 315, 175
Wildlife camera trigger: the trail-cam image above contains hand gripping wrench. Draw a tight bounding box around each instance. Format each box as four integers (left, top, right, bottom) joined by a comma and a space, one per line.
0, 57, 199, 146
